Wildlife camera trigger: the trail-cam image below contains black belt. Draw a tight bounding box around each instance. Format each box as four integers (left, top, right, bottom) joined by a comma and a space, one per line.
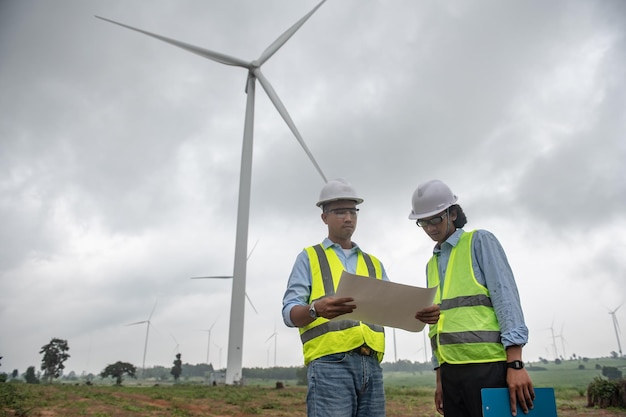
351, 345, 376, 357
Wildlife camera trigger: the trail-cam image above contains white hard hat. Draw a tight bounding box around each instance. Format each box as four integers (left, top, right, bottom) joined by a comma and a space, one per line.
408, 179, 458, 219
316, 178, 364, 208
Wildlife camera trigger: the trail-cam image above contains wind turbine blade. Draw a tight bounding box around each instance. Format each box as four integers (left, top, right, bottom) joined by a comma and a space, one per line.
256, 0, 326, 66
245, 292, 259, 314
254, 69, 327, 182
191, 276, 233, 279
170, 334, 180, 353
126, 320, 147, 326
95, 16, 251, 68
209, 318, 218, 330
148, 299, 158, 321
247, 239, 260, 260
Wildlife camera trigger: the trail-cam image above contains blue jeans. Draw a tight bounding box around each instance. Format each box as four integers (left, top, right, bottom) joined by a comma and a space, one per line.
306, 351, 385, 417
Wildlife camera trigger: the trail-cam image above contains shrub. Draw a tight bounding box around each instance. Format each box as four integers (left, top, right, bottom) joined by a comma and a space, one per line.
587, 377, 626, 409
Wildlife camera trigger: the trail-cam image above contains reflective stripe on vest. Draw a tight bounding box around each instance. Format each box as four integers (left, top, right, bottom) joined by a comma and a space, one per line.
427, 231, 506, 364
299, 244, 385, 364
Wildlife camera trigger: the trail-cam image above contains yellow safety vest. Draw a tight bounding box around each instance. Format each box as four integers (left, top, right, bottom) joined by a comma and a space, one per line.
427, 231, 506, 364
299, 244, 385, 365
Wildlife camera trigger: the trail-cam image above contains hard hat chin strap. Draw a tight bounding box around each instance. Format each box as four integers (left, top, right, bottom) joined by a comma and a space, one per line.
444, 207, 454, 238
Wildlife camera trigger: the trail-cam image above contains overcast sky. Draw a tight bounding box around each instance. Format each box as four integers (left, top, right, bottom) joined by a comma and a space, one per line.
1, 0, 625, 377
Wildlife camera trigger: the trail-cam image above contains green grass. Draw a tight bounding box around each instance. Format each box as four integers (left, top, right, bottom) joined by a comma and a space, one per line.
382, 357, 626, 392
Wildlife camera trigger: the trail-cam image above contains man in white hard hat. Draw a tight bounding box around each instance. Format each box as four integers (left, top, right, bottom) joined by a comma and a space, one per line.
409, 179, 534, 417
283, 178, 439, 417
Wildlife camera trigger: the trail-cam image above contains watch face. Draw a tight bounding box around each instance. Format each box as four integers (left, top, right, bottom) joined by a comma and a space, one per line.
309, 303, 317, 318
508, 360, 524, 369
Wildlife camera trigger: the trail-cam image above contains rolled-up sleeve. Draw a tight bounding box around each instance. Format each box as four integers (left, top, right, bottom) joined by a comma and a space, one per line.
473, 230, 529, 347
282, 250, 312, 328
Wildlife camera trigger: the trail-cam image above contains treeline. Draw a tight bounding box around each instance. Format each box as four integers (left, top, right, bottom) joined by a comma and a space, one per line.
3, 359, 433, 385
381, 359, 433, 373
57, 360, 431, 383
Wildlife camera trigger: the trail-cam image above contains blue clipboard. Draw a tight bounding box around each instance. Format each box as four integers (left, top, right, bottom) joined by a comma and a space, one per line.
482, 387, 557, 417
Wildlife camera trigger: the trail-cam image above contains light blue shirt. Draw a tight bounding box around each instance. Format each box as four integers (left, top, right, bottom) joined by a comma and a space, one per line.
282, 237, 390, 327
430, 228, 529, 366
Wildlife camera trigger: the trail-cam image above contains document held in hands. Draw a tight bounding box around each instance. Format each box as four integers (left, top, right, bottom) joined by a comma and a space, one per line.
330, 271, 437, 332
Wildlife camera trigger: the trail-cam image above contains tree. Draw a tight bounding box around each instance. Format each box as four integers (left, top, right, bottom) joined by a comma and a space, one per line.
171, 353, 183, 381
24, 366, 40, 384
40, 338, 70, 383
602, 366, 623, 381
100, 361, 136, 386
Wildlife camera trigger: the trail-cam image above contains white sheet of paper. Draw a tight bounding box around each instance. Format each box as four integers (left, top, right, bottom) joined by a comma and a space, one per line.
330, 271, 437, 332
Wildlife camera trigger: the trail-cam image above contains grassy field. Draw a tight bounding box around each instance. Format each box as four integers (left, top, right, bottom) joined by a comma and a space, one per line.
2, 381, 626, 417
1, 357, 625, 416
383, 357, 626, 393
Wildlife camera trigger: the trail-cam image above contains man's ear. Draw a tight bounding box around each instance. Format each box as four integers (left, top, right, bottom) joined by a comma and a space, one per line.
321, 212, 328, 224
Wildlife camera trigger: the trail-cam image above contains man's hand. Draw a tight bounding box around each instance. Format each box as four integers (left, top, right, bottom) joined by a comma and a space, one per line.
508, 368, 535, 415
415, 304, 440, 324
314, 296, 356, 319
434, 368, 444, 415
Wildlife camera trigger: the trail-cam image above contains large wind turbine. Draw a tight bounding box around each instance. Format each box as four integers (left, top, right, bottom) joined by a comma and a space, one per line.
125, 300, 158, 377
609, 304, 623, 357
96, 2, 328, 384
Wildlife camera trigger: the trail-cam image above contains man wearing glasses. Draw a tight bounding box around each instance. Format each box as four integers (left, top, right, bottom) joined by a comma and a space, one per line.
409, 179, 535, 417
282, 178, 439, 416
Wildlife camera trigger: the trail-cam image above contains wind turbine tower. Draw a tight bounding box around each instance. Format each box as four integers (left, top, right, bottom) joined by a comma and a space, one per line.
609, 305, 623, 357
125, 300, 157, 377
97, 1, 328, 385
556, 323, 567, 359
548, 322, 558, 359
265, 324, 278, 368
199, 319, 218, 365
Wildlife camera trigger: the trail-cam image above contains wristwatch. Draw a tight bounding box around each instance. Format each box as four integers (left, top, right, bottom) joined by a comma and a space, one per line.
308, 301, 318, 319
507, 360, 524, 370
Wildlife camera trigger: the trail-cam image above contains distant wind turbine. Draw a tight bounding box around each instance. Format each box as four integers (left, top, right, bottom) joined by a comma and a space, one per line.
214, 343, 223, 370
171, 333, 180, 355
125, 299, 158, 376
544, 320, 559, 359
555, 323, 567, 359
609, 304, 623, 357
96, 1, 328, 384
265, 324, 278, 368
191, 239, 260, 314
199, 318, 218, 365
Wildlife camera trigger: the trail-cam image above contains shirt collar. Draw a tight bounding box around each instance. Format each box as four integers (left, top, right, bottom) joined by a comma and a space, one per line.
322, 237, 359, 252
432, 228, 464, 255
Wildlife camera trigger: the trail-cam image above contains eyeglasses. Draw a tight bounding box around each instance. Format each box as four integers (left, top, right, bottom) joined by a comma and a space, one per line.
416, 211, 447, 227
325, 208, 359, 219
